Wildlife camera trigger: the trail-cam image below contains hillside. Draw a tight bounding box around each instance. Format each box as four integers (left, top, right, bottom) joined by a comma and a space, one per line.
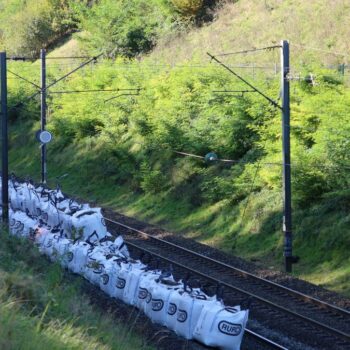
2, 0, 350, 298
150, 0, 350, 66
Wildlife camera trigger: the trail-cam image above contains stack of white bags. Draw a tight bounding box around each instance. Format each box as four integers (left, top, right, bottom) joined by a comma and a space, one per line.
2, 177, 249, 350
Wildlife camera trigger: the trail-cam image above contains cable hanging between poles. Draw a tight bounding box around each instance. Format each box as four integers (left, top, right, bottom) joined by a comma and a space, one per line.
7, 69, 41, 89
215, 45, 282, 57
49, 88, 143, 94
173, 151, 350, 171
104, 89, 143, 103
207, 52, 282, 109
10, 53, 104, 112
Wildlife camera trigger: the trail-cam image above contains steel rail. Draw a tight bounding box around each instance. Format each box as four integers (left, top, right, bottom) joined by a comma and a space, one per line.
105, 217, 350, 344
245, 329, 289, 350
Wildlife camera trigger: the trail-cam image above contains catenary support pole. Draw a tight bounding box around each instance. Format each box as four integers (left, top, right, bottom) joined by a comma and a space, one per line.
281, 40, 295, 272
40, 49, 47, 184
0, 52, 9, 224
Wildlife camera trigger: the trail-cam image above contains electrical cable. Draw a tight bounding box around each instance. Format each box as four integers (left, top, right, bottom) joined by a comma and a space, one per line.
10, 53, 103, 112
208, 52, 282, 109
49, 88, 142, 94
7, 69, 41, 89
215, 45, 282, 57
45, 56, 93, 60
173, 150, 350, 170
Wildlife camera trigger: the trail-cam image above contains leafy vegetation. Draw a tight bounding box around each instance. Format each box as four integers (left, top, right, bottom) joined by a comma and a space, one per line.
0, 0, 77, 57
71, 0, 177, 57
0, 229, 153, 349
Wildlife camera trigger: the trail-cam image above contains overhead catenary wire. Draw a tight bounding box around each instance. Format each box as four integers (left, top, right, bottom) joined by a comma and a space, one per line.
9, 53, 103, 112
45, 56, 94, 60
173, 150, 350, 171
207, 52, 282, 109
6, 55, 95, 61
104, 89, 143, 103
49, 88, 142, 94
7, 69, 41, 89
215, 45, 282, 57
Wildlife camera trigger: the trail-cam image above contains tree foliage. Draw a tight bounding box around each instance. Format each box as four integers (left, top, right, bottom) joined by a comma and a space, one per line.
0, 0, 78, 57
73, 0, 179, 57
171, 0, 203, 16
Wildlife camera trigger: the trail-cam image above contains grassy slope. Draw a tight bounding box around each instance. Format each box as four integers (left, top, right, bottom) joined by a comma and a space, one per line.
0, 227, 153, 350
7, 0, 350, 297
150, 0, 350, 66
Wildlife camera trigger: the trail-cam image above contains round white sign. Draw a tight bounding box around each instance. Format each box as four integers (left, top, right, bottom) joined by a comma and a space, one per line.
38, 130, 53, 144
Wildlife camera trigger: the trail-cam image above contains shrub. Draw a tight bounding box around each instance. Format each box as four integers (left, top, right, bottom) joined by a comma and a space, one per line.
74, 0, 178, 57
171, 0, 203, 16
140, 161, 167, 194
0, 0, 77, 57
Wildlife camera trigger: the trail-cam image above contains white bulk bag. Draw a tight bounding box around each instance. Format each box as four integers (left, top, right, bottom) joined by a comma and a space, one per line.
19, 183, 36, 216
94, 236, 129, 259
109, 235, 130, 258
10, 220, 24, 236
9, 187, 21, 210
52, 188, 65, 204
39, 233, 60, 257
63, 199, 89, 215
71, 208, 107, 242
193, 305, 248, 350
16, 185, 30, 212
53, 237, 73, 267
114, 262, 132, 301
9, 212, 24, 236
56, 198, 70, 212
21, 213, 37, 238
10, 187, 24, 211
67, 241, 92, 274
164, 289, 185, 331
9, 209, 20, 236
59, 211, 73, 238
10, 211, 36, 237
146, 278, 182, 326
26, 189, 42, 217
34, 227, 51, 249
122, 261, 147, 305
135, 270, 162, 311
99, 258, 125, 297
40, 200, 60, 228
83, 250, 107, 285
176, 292, 221, 340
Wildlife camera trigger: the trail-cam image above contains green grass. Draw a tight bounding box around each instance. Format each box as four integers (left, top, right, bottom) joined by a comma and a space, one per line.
0, 227, 153, 350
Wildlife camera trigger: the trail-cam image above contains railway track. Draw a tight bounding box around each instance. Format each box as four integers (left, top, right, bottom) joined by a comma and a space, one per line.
105, 217, 350, 350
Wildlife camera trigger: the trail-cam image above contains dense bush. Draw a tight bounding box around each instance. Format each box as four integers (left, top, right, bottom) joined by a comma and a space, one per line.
171, 0, 203, 16
73, 0, 179, 57
0, 0, 77, 57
